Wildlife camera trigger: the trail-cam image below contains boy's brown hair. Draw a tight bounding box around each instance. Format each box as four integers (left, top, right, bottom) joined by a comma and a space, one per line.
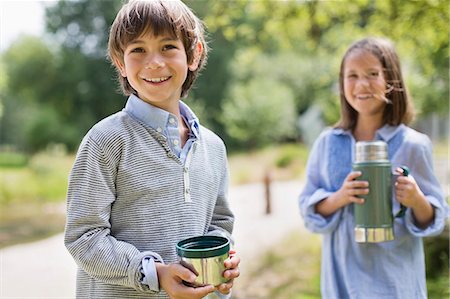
108, 0, 208, 98
336, 37, 415, 130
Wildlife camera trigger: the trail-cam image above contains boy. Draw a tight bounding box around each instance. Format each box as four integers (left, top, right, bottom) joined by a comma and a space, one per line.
64, 1, 240, 298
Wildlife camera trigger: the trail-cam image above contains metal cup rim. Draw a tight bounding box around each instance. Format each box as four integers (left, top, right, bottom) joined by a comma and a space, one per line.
176, 235, 230, 258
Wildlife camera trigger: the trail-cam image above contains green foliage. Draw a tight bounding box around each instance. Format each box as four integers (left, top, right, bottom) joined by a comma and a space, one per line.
2, 36, 57, 103
0, 0, 448, 152
223, 77, 296, 148
276, 145, 301, 168
228, 143, 309, 185
423, 222, 449, 294
0, 150, 73, 205
23, 106, 80, 152
0, 151, 28, 168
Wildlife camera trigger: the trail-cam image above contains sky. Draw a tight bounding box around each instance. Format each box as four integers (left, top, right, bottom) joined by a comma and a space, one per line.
0, 0, 55, 52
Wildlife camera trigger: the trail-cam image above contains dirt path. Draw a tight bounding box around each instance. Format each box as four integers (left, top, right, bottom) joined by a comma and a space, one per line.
0, 180, 305, 298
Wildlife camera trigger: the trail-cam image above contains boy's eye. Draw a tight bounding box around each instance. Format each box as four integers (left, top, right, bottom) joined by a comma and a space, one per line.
369, 71, 379, 78
347, 74, 357, 79
162, 44, 178, 51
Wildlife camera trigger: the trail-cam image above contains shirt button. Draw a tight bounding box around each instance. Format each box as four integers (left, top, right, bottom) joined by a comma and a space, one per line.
169, 117, 176, 125
156, 127, 162, 133
185, 188, 190, 194
173, 139, 179, 146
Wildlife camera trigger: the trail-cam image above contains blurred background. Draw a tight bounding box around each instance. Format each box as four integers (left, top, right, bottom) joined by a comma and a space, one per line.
0, 0, 448, 298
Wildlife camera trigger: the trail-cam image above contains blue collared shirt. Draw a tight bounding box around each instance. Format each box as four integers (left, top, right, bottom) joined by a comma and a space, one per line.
123, 94, 200, 164
299, 124, 448, 299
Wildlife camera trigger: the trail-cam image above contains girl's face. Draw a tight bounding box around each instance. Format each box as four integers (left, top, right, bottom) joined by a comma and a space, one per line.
343, 49, 387, 121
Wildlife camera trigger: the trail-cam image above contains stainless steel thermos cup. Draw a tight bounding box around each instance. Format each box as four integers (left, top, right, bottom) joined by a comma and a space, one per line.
176, 235, 230, 287
353, 141, 396, 243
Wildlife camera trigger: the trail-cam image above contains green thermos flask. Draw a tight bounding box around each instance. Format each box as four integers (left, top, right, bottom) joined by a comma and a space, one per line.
353, 141, 394, 243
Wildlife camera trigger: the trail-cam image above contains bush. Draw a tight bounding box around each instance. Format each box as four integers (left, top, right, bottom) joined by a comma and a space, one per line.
424, 220, 449, 298
222, 78, 297, 148
0, 151, 28, 168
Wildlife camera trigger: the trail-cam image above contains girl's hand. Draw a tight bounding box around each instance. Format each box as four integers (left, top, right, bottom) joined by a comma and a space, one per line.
315, 171, 368, 217
216, 249, 240, 295
336, 171, 369, 205
394, 173, 424, 209
394, 170, 434, 228
156, 262, 215, 299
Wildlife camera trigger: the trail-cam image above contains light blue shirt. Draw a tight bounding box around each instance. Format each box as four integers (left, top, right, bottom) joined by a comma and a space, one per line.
299, 124, 448, 299
123, 94, 200, 164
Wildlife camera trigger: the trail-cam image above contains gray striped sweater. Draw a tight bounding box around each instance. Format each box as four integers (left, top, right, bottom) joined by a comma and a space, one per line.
64, 110, 234, 298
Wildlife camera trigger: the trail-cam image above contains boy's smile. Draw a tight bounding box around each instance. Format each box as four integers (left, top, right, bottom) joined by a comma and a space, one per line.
115, 33, 200, 114
142, 76, 171, 84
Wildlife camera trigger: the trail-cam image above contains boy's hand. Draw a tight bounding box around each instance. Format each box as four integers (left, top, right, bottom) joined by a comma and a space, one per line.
216, 249, 240, 295
156, 263, 215, 299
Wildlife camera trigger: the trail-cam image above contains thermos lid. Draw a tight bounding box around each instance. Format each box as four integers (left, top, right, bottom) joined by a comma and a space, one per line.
176, 235, 230, 258
355, 141, 388, 163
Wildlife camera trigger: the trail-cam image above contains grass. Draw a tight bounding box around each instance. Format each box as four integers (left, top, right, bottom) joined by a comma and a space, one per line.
0, 202, 66, 248
228, 143, 309, 185
0, 149, 74, 205
0, 147, 73, 248
232, 231, 322, 299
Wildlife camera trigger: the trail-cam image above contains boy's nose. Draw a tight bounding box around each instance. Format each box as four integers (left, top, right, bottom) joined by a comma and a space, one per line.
145, 55, 164, 70
145, 63, 163, 70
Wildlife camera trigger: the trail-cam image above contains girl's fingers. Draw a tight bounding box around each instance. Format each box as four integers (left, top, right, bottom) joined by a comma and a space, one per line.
350, 196, 364, 204
347, 171, 363, 181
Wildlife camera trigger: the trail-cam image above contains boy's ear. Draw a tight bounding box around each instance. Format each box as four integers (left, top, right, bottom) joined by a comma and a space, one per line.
188, 41, 203, 72
113, 57, 127, 77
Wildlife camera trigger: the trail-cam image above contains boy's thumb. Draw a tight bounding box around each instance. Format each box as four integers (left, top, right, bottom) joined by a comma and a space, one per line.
177, 264, 197, 283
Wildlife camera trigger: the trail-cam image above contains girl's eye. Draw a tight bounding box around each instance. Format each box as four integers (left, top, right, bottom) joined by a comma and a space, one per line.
130, 47, 144, 53
347, 74, 357, 79
369, 71, 379, 78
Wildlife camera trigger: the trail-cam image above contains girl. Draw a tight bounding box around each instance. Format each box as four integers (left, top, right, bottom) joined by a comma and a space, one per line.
299, 37, 448, 298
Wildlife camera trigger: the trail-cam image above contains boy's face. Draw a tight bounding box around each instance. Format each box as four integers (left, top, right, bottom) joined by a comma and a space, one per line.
115, 32, 200, 111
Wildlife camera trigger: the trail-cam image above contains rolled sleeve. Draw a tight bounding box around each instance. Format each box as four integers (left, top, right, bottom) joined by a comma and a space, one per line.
300, 189, 342, 233
140, 253, 164, 292
404, 195, 448, 237
299, 130, 343, 234
400, 137, 449, 237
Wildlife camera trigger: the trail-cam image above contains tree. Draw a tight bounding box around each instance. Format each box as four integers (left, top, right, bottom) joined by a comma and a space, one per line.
44, 0, 126, 148
2, 0, 447, 152
1, 36, 62, 151
223, 77, 296, 148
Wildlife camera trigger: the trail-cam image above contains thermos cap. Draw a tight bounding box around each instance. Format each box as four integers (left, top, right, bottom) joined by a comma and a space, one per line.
355, 141, 388, 163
